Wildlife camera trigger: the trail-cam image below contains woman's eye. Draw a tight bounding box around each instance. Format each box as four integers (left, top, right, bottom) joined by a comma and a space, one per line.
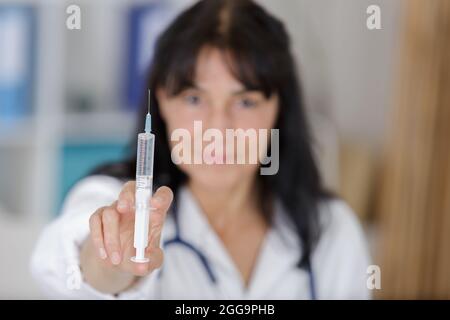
184, 94, 202, 106
236, 98, 258, 109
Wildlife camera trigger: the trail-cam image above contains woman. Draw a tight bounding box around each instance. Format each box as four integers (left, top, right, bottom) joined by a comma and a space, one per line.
31, 0, 370, 299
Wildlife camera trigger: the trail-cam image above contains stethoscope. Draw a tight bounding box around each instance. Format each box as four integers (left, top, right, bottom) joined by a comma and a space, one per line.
160, 198, 317, 299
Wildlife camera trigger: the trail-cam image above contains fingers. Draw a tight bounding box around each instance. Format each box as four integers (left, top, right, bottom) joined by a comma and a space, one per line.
126, 185, 173, 276
117, 190, 135, 215
89, 207, 107, 260
122, 180, 136, 194
117, 181, 136, 215
148, 186, 174, 248
87, 182, 173, 277
102, 206, 122, 265
133, 247, 164, 276
151, 186, 174, 213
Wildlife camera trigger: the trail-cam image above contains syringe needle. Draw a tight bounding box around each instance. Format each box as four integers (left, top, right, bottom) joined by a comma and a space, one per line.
148, 89, 151, 114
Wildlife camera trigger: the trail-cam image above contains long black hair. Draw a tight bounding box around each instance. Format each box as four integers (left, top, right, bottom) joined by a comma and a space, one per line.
92, 0, 330, 269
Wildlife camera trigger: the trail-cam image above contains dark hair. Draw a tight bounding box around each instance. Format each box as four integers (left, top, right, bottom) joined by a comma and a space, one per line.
92, 0, 330, 268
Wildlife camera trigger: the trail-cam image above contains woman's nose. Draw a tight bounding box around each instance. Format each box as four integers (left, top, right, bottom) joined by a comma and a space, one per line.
205, 102, 233, 131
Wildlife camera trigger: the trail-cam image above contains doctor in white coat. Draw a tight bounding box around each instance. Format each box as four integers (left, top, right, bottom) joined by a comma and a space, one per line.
31, 0, 371, 299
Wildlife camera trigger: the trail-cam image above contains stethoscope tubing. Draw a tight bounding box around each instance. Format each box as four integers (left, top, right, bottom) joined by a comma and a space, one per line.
160, 197, 317, 299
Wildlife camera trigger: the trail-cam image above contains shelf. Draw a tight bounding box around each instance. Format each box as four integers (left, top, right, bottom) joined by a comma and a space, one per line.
63, 110, 136, 143
0, 110, 136, 147
0, 118, 38, 147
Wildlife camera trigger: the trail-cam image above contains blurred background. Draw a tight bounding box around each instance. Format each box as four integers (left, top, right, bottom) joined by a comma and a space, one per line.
0, 0, 448, 299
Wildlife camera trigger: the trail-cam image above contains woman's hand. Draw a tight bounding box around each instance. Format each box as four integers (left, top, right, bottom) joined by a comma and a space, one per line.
80, 181, 173, 294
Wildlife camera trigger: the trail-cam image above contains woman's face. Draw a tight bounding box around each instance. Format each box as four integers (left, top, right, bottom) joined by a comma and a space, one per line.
157, 47, 279, 191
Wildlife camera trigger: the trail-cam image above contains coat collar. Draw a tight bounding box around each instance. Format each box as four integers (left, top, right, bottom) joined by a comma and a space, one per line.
169, 185, 303, 298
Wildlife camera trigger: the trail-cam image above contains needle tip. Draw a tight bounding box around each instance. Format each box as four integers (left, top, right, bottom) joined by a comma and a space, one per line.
148, 89, 151, 114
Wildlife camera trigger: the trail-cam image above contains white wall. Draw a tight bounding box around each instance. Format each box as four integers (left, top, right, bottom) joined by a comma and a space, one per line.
259, 0, 401, 143
257, 0, 402, 187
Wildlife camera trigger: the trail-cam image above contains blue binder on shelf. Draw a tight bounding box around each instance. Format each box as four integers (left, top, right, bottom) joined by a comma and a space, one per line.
124, 2, 173, 111
0, 6, 36, 123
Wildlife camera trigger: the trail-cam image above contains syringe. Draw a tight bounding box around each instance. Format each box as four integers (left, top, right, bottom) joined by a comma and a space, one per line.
131, 90, 155, 263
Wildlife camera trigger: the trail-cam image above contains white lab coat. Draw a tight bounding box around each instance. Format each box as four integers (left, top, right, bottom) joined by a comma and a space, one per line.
30, 175, 372, 299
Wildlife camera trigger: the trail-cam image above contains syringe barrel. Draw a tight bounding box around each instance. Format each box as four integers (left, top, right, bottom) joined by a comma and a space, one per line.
136, 132, 155, 177
133, 132, 155, 259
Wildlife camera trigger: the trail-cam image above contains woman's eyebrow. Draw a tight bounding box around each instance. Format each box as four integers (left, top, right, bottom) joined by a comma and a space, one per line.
189, 85, 259, 96
231, 89, 261, 96
231, 89, 248, 95
185, 85, 206, 92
